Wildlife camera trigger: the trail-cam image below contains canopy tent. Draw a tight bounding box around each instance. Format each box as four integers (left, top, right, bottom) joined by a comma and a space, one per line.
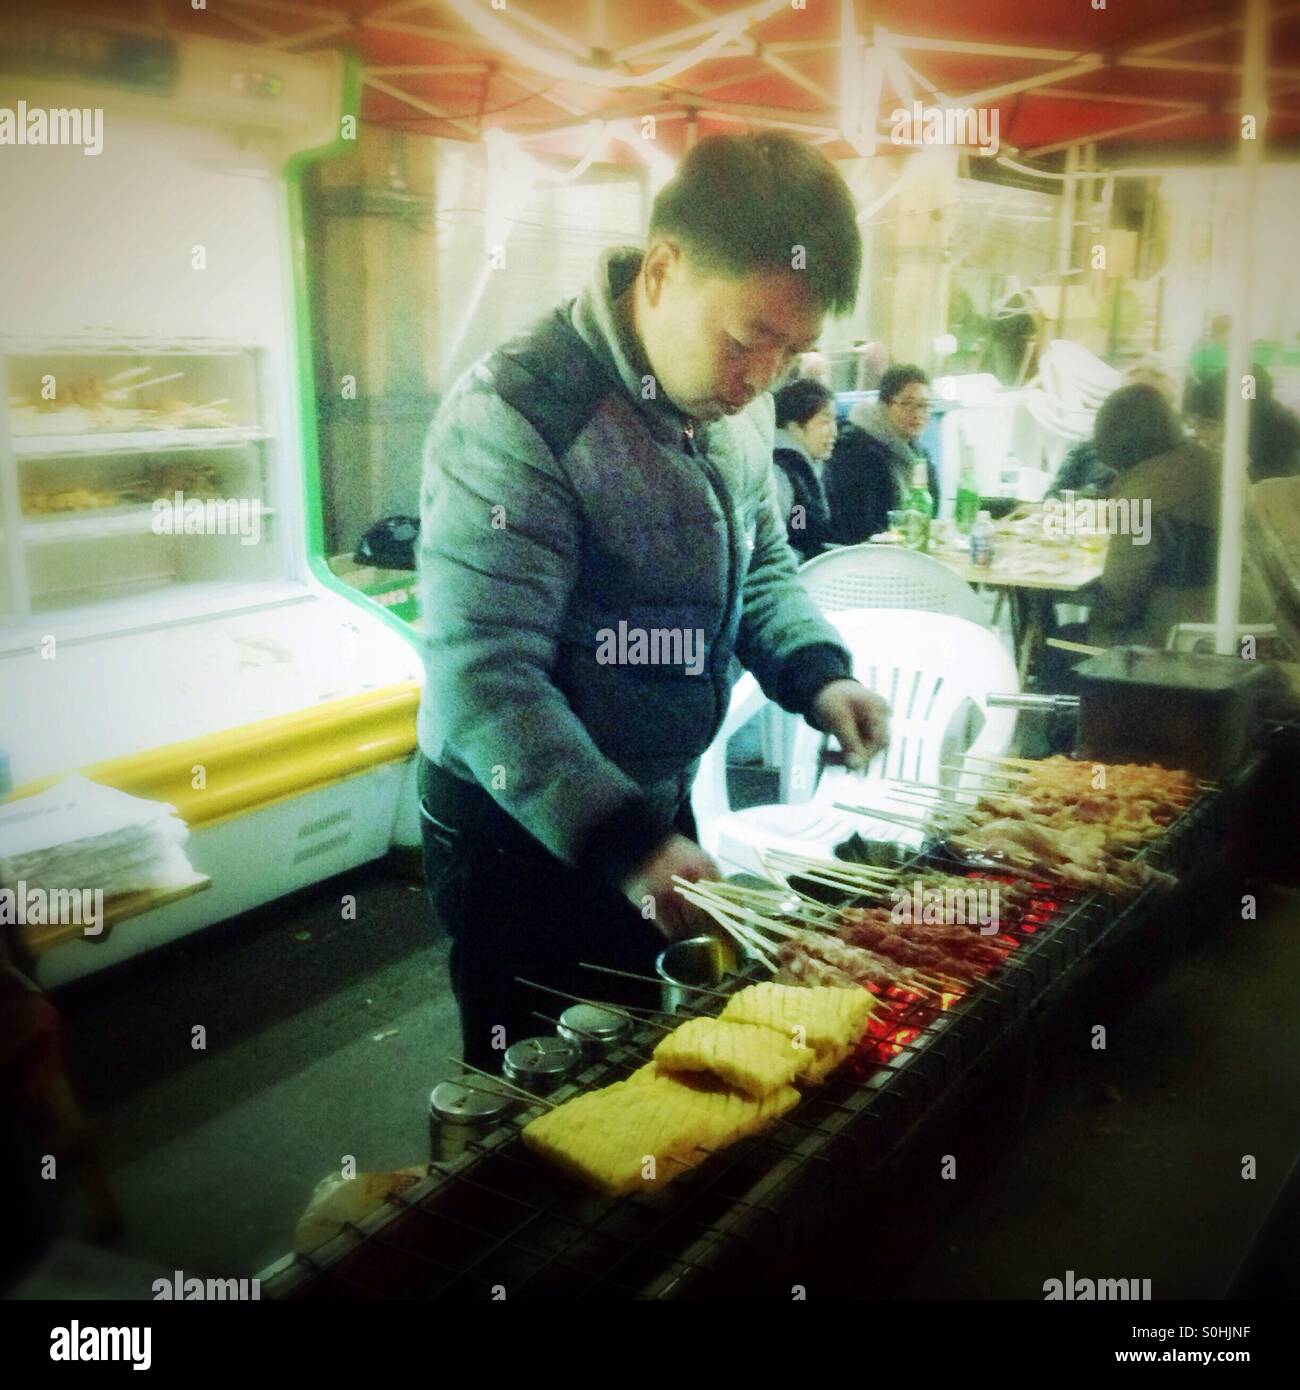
82, 0, 1300, 163
61, 0, 1300, 651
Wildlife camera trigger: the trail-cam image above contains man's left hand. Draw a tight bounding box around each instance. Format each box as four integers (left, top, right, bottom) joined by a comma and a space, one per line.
809, 679, 890, 772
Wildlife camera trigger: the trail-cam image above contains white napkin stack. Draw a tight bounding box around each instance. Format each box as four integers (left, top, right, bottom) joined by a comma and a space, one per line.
0, 775, 197, 898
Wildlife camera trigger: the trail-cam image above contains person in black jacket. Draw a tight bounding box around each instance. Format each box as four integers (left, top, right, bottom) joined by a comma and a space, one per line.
1183, 368, 1300, 483
823, 364, 939, 543
771, 378, 836, 560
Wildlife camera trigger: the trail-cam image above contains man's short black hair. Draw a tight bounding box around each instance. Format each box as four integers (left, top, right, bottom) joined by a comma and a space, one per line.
774, 378, 834, 427
648, 132, 862, 316
878, 364, 930, 403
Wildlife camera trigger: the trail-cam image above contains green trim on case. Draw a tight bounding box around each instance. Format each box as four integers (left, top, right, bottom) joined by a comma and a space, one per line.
282, 46, 419, 646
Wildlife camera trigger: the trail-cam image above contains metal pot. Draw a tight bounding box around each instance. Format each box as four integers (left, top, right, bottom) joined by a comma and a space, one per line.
655, 934, 736, 1014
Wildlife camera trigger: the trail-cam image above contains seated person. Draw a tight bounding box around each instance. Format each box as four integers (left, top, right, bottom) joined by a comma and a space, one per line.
824, 364, 938, 542
1085, 384, 1273, 648
1183, 368, 1300, 483
771, 378, 836, 561
1047, 360, 1178, 500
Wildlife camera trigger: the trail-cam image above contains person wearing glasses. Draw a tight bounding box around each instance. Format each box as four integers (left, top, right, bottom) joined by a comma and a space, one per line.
824, 364, 939, 543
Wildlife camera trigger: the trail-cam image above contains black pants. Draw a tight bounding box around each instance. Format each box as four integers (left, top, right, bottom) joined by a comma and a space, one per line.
418, 757, 693, 1073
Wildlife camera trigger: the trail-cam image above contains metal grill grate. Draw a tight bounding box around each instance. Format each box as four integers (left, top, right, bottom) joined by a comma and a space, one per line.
263, 777, 1234, 1300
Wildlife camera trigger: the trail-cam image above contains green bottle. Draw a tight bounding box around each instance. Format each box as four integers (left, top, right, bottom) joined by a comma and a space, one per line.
908, 461, 933, 552
955, 457, 980, 534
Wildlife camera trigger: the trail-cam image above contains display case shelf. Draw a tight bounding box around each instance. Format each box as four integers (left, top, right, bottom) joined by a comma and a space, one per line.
12, 427, 272, 458
23, 503, 277, 544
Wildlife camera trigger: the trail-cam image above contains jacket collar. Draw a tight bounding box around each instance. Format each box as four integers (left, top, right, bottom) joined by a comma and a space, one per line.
849, 399, 919, 469
570, 246, 695, 440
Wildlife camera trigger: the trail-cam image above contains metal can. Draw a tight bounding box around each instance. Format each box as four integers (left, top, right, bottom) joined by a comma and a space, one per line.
556, 1003, 630, 1059
428, 1079, 516, 1165
501, 1036, 580, 1096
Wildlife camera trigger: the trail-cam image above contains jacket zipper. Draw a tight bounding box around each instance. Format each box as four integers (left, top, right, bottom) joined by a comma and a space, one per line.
684, 421, 740, 738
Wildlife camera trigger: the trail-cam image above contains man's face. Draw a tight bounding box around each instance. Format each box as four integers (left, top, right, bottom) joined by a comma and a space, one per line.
636, 241, 824, 421
884, 382, 933, 442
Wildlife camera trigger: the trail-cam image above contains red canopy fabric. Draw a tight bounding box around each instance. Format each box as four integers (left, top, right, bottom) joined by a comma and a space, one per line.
49, 0, 1300, 160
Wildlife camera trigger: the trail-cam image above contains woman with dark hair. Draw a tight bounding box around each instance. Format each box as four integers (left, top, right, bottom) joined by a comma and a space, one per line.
823, 364, 940, 543
1086, 383, 1226, 647
771, 378, 836, 560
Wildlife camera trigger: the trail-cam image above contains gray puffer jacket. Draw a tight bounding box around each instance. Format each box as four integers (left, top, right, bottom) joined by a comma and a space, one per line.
416, 247, 851, 882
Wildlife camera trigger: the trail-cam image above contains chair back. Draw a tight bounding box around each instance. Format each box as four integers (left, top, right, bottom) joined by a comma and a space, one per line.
783, 608, 1018, 798
798, 545, 986, 623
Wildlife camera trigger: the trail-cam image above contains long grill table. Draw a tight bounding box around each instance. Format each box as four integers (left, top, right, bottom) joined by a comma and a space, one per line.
261, 762, 1256, 1300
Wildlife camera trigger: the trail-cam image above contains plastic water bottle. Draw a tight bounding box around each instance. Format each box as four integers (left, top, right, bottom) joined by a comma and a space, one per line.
970, 510, 996, 568
998, 452, 1021, 498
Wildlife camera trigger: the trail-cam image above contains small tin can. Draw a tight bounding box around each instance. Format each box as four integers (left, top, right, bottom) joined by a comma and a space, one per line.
428, 1079, 515, 1165
557, 1003, 630, 1059
502, 1036, 580, 1095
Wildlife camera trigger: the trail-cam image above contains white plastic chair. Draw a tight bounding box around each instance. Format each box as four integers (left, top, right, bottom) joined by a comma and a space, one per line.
798, 545, 987, 622
742, 547, 988, 795
692, 609, 1020, 875
1037, 340, 1121, 412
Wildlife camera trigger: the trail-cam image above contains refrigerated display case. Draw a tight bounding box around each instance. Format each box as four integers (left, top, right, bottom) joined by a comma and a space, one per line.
0, 21, 424, 983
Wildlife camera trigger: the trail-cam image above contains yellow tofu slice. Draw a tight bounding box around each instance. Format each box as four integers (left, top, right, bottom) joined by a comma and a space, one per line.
720, 982, 876, 1053
522, 1073, 798, 1198
652, 1016, 811, 1098
799, 1039, 858, 1086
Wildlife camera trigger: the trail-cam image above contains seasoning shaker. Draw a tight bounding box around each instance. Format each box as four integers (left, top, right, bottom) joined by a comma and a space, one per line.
556, 1003, 631, 1059
501, 1036, 580, 1096
428, 1079, 516, 1165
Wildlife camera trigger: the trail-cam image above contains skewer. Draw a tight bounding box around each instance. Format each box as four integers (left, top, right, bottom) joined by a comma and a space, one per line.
832, 802, 933, 832
670, 883, 780, 970
763, 847, 903, 880
445, 1055, 555, 1110
104, 364, 151, 385
577, 960, 731, 1001
116, 371, 186, 394
675, 877, 804, 938
701, 880, 839, 926
763, 856, 899, 886
888, 778, 983, 800
514, 976, 673, 1031
764, 864, 889, 901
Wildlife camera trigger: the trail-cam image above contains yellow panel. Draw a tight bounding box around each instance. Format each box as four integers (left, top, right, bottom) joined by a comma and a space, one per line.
9, 681, 419, 828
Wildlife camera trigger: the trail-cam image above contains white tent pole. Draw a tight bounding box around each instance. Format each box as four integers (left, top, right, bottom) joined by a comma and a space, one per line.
1214, 0, 1270, 655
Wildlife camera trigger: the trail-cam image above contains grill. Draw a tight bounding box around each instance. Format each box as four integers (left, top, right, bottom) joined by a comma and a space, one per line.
262, 762, 1253, 1301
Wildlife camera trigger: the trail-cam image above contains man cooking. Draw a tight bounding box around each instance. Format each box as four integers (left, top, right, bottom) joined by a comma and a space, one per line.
417, 132, 889, 1071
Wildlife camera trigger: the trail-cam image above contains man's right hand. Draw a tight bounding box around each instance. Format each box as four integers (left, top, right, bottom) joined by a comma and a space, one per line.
620, 833, 721, 941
